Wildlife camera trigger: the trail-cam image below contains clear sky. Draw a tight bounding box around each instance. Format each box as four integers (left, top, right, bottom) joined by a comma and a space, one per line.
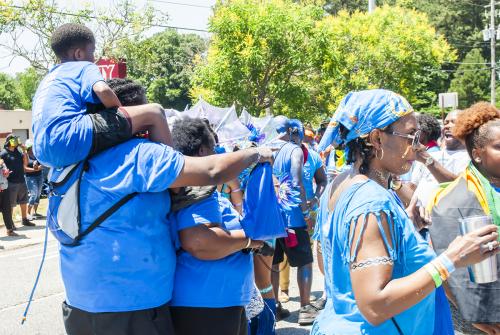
0, 0, 216, 76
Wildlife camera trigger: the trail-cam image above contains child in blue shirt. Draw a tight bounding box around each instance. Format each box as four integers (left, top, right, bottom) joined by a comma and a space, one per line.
32, 23, 171, 168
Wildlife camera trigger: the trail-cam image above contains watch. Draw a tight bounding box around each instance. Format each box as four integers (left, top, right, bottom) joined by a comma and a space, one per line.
425, 156, 435, 167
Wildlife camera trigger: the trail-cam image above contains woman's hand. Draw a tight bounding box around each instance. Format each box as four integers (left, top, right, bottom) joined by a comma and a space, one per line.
414, 144, 431, 164
405, 195, 431, 231
444, 224, 499, 268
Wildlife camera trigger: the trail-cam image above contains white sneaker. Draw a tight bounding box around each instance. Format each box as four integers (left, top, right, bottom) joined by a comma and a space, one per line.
26, 214, 33, 221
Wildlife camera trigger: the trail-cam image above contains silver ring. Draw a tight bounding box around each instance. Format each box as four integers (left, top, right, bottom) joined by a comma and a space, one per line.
487, 241, 496, 251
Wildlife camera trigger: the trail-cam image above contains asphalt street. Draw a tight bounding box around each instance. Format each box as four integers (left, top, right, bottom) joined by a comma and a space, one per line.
0, 221, 324, 335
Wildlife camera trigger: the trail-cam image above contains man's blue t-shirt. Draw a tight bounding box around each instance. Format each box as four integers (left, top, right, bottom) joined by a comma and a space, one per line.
170, 192, 253, 308
32, 61, 104, 168
59, 139, 184, 313
303, 149, 323, 200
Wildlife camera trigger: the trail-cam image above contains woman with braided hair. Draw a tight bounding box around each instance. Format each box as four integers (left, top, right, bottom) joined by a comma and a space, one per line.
311, 89, 499, 335
429, 102, 500, 335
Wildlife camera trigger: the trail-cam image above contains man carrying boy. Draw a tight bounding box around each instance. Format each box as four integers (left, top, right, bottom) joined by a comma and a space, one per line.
32, 23, 171, 169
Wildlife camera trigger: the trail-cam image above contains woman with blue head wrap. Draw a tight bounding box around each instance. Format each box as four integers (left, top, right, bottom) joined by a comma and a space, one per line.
311, 89, 499, 335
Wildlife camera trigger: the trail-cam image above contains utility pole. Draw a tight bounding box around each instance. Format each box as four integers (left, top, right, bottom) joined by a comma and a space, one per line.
368, 0, 376, 13
491, 0, 496, 105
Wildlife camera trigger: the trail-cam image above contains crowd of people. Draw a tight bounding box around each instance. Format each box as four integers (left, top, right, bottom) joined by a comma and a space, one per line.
0, 135, 46, 237
2, 22, 499, 335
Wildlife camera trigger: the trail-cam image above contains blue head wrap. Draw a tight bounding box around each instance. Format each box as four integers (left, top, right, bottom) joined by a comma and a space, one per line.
317, 89, 413, 152
288, 119, 304, 140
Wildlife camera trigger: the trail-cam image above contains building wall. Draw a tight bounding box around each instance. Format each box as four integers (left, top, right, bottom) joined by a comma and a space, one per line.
0, 110, 33, 145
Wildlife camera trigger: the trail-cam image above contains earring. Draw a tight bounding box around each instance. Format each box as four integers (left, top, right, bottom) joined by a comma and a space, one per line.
475, 158, 481, 163
376, 148, 384, 160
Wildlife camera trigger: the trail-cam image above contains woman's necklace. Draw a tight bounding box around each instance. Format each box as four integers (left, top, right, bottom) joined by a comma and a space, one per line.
367, 168, 390, 189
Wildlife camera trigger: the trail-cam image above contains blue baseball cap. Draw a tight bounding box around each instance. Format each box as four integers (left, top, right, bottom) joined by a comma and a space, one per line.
288, 119, 304, 140
273, 115, 289, 134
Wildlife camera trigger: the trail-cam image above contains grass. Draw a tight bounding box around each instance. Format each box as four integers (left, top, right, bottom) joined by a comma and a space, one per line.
0, 197, 48, 226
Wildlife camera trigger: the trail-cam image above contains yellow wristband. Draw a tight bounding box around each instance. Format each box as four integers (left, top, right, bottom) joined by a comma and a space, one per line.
424, 263, 442, 288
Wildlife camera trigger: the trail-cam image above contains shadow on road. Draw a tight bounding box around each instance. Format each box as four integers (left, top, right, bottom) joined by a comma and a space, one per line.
276, 326, 310, 335
0, 234, 28, 241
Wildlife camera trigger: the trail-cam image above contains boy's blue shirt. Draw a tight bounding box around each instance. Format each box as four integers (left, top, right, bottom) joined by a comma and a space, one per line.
32, 61, 104, 167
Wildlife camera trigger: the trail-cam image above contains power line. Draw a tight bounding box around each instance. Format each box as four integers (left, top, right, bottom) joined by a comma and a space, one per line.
149, 0, 213, 9
0, 3, 210, 33
444, 61, 491, 64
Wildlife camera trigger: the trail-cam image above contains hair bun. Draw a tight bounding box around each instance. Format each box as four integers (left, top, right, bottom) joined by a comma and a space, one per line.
452, 102, 500, 141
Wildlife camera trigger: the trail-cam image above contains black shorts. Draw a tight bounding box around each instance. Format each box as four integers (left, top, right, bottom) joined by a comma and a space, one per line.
62, 301, 175, 335
272, 227, 314, 267
8, 182, 28, 206
88, 106, 132, 157
170, 306, 247, 335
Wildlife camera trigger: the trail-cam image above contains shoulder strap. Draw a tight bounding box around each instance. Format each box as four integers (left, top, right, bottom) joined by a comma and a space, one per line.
74, 192, 138, 245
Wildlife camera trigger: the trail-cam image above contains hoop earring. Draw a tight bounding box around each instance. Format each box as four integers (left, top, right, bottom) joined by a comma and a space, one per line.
376, 148, 384, 160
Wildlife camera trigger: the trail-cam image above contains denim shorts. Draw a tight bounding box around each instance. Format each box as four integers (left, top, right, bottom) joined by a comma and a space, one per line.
25, 174, 43, 205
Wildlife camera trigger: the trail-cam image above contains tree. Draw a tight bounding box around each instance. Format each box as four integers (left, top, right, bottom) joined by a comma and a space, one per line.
0, 0, 163, 72
192, 0, 324, 120
0, 73, 23, 109
397, 0, 487, 61
15, 67, 42, 110
449, 49, 490, 108
118, 30, 207, 110
311, 5, 456, 114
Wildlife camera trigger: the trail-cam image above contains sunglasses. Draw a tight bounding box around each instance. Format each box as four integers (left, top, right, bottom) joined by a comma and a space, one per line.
386, 129, 421, 149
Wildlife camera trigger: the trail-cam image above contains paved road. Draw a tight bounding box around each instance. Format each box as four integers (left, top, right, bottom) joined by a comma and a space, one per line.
0, 221, 324, 335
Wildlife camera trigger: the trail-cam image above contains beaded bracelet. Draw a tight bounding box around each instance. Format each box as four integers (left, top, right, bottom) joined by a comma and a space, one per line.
424, 263, 442, 288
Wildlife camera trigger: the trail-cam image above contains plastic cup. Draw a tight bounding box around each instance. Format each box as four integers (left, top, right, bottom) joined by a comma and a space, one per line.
459, 215, 498, 284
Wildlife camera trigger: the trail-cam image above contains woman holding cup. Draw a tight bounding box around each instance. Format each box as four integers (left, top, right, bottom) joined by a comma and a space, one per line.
311, 90, 499, 335
429, 102, 500, 334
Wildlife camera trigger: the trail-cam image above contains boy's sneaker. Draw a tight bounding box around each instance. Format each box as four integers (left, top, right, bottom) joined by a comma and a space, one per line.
276, 302, 290, 321
22, 218, 35, 227
298, 304, 319, 326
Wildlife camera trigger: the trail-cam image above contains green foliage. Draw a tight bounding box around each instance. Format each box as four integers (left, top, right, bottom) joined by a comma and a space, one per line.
397, 0, 487, 61
192, 0, 324, 120
0, 0, 162, 72
312, 5, 456, 114
449, 49, 490, 108
0, 68, 42, 110
323, 0, 396, 14
15, 67, 42, 110
194, 2, 455, 121
0, 73, 23, 110
118, 30, 206, 110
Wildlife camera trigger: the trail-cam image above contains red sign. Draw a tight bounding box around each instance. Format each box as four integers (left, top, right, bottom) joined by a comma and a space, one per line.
96, 58, 127, 80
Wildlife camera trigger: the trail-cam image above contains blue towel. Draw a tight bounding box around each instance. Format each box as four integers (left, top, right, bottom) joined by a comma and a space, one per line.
240, 163, 287, 240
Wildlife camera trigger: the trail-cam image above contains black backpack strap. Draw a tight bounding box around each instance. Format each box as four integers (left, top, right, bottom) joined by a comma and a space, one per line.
73, 192, 138, 244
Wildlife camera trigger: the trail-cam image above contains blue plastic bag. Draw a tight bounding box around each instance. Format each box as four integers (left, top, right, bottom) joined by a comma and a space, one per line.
240, 163, 287, 240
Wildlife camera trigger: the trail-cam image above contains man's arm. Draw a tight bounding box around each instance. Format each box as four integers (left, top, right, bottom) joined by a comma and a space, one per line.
290, 148, 307, 213
170, 147, 273, 188
416, 148, 458, 183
